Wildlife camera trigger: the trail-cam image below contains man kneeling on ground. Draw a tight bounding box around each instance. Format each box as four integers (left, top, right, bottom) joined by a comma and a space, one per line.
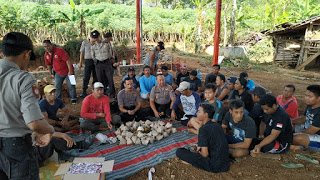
39, 85, 79, 132
222, 100, 256, 158
251, 94, 293, 157
291, 85, 320, 150
176, 104, 229, 173
80, 82, 121, 132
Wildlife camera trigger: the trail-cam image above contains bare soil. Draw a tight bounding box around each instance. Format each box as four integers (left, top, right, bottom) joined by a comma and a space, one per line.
37, 49, 320, 180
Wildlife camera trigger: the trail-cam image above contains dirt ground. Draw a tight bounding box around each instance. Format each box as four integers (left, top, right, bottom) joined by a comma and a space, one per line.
41, 50, 320, 179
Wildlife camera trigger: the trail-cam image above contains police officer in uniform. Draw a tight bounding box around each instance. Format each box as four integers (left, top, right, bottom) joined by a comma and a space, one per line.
117, 79, 147, 122
91, 32, 115, 98
78, 30, 99, 97
0, 32, 55, 179
150, 74, 176, 118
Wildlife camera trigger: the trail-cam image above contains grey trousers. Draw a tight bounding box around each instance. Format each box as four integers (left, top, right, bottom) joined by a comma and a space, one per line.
80, 116, 120, 131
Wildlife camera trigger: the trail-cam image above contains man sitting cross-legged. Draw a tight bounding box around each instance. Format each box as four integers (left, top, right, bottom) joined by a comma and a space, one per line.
188, 83, 225, 134
176, 104, 229, 173
291, 85, 320, 150
34, 132, 95, 165
150, 74, 176, 119
39, 85, 79, 132
251, 94, 293, 157
80, 82, 121, 132
118, 79, 147, 122
222, 100, 256, 158
171, 81, 201, 126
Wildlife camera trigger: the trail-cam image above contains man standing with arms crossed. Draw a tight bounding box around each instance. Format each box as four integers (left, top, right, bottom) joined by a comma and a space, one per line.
0, 32, 54, 179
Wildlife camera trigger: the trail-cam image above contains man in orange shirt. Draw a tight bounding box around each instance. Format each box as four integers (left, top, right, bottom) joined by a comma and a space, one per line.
80, 82, 121, 132
276, 84, 298, 119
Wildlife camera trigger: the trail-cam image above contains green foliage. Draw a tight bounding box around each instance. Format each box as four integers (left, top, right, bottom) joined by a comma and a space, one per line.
63, 39, 82, 58
33, 46, 46, 58
114, 38, 131, 58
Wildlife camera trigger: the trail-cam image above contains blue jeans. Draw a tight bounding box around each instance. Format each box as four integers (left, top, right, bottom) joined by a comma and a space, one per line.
55, 73, 76, 100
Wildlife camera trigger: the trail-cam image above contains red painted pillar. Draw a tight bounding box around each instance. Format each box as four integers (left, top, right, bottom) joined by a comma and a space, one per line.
136, 0, 141, 64
213, 0, 222, 65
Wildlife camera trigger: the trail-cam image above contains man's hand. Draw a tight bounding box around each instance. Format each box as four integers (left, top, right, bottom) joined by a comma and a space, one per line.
97, 113, 106, 117
252, 145, 261, 154
62, 134, 76, 148
170, 111, 176, 121
258, 134, 265, 139
78, 62, 83, 69
128, 110, 135, 115
196, 146, 201, 153
107, 122, 113, 131
32, 133, 52, 147
154, 111, 160, 118
68, 71, 73, 75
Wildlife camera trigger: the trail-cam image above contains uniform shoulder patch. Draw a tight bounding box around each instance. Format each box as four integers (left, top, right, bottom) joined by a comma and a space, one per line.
32, 85, 40, 99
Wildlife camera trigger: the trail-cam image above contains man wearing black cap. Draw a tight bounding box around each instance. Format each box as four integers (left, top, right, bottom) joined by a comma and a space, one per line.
91, 31, 116, 98
248, 87, 266, 136
143, 41, 165, 74
78, 30, 99, 97
121, 67, 140, 90
43, 40, 77, 104
0, 32, 55, 179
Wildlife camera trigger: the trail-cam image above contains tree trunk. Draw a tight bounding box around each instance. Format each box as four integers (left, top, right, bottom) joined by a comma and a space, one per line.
229, 0, 236, 46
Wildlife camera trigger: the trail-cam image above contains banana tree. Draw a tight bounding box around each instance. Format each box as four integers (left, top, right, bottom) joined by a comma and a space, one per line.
58, 0, 104, 38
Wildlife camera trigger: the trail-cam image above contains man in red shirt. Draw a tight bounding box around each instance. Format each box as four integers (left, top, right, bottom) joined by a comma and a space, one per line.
276, 84, 298, 119
43, 40, 77, 104
80, 82, 120, 132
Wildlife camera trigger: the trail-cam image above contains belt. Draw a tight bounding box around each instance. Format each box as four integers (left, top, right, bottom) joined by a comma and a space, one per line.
0, 134, 32, 149
97, 59, 110, 63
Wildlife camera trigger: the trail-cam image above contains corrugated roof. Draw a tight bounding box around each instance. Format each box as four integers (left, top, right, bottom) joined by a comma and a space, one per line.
267, 15, 320, 36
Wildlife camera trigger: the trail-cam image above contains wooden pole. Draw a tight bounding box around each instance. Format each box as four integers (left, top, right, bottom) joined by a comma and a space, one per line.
213, 0, 222, 65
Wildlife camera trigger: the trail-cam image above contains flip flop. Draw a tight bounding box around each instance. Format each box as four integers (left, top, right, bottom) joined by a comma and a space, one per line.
281, 161, 304, 169
296, 154, 319, 164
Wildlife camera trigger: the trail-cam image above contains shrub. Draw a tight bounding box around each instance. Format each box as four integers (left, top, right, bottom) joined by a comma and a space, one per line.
63, 39, 82, 59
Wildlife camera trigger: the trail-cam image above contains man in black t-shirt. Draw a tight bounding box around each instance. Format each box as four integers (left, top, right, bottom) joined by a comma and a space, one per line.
204, 64, 222, 85
222, 100, 256, 158
251, 94, 293, 157
248, 87, 266, 136
291, 85, 320, 150
176, 104, 229, 173
183, 70, 202, 96
230, 78, 254, 113
176, 64, 189, 86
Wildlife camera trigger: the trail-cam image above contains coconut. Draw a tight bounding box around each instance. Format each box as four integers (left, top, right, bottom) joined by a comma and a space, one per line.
126, 131, 133, 138
171, 128, 177, 133
145, 120, 152, 125
115, 129, 121, 135
126, 121, 133, 127
135, 138, 141, 145
121, 131, 127, 136
165, 129, 171, 134
126, 137, 133, 145
123, 126, 129, 131
152, 130, 158, 137
163, 132, 169, 137
149, 137, 155, 143
165, 123, 172, 129
137, 126, 144, 131
141, 138, 149, 145
159, 121, 165, 126
131, 135, 137, 143
119, 137, 126, 145
156, 135, 164, 141
137, 131, 144, 138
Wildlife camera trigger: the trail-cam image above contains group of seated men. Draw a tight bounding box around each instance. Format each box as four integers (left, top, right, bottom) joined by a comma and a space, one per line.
38, 63, 320, 174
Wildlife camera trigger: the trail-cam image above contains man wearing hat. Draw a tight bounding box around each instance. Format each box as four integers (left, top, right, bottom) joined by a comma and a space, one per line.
0, 32, 54, 179
91, 32, 116, 98
81, 82, 121, 132
43, 40, 77, 104
150, 74, 176, 118
39, 85, 80, 132
171, 81, 201, 125
144, 41, 165, 74
248, 87, 267, 136
121, 67, 140, 90
78, 30, 99, 97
